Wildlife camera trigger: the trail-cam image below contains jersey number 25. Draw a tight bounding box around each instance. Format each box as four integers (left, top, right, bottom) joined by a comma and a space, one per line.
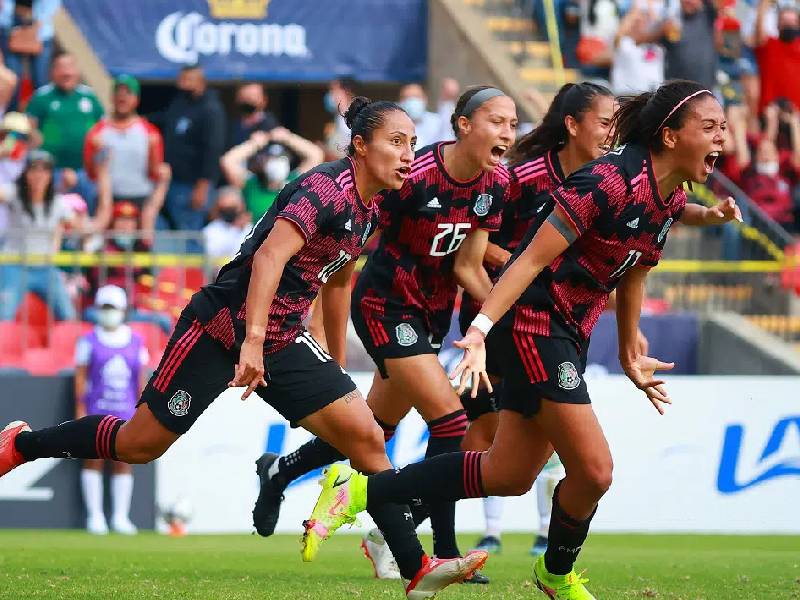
429, 223, 471, 257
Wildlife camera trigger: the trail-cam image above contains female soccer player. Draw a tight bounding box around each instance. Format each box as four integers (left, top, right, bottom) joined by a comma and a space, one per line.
0, 97, 486, 599
462, 83, 740, 557
254, 86, 517, 576
302, 80, 732, 599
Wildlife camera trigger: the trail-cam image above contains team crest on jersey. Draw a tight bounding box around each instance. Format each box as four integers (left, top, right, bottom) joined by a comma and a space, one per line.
168, 390, 192, 416
557, 362, 581, 390
473, 193, 492, 217
395, 323, 418, 347
361, 222, 371, 246
657, 217, 674, 243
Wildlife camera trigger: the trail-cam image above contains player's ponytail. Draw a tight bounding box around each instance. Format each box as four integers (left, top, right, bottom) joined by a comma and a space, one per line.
611, 79, 714, 151
507, 82, 612, 164
344, 96, 406, 156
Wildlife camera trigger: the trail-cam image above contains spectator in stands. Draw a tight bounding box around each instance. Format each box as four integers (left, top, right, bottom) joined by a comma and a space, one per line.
663, 0, 718, 92
0, 149, 77, 320
151, 64, 225, 253
398, 83, 444, 148
0, 0, 60, 108
436, 78, 460, 140
755, 0, 800, 111
726, 101, 800, 231
0, 50, 17, 114
84, 75, 164, 213
0, 111, 32, 186
75, 284, 147, 535
576, 0, 621, 81
202, 186, 250, 259
322, 77, 355, 158
610, 5, 665, 94
228, 82, 279, 149
26, 52, 103, 212
220, 126, 323, 222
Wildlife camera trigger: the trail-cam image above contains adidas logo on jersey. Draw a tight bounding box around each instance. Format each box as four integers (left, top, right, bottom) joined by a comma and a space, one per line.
626, 218, 640, 229
344, 219, 352, 231
426, 197, 442, 209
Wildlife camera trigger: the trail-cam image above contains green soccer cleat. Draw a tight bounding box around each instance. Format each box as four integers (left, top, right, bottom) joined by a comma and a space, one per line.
300, 464, 367, 562
533, 555, 596, 600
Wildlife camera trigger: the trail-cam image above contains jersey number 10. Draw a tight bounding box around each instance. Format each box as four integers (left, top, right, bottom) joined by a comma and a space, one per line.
429, 223, 471, 257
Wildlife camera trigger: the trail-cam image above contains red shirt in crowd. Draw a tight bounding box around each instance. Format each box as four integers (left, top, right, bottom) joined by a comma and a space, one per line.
757, 37, 800, 112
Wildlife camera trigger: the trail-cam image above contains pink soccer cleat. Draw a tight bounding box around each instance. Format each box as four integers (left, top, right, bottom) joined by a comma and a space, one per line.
0, 421, 30, 477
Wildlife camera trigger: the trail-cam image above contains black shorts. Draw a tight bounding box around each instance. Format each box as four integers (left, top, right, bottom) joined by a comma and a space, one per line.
351, 306, 444, 379
487, 325, 590, 418
139, 306, 357, 434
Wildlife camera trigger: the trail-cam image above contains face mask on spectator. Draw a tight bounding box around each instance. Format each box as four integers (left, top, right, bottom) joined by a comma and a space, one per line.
237, 101, 258, 116
98, 307, 125, 329
219, 207, 240, 223
323, 92, 338, 114
779, 26, 800, 42
265, 156, 291, 184
756, 161, 780, 176
400, 97, 427, 122
113, 234, 136, 250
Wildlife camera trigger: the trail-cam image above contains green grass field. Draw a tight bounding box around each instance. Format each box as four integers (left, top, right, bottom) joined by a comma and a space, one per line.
0, 531, 797, 599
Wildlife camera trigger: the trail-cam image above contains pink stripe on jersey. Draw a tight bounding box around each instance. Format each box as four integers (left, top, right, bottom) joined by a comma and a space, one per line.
514, 157, 546, 178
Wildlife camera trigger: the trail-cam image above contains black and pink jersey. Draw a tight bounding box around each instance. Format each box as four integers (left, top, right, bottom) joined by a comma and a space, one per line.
492, 149, 565, 273
461, 149, 564, 323
192, 158, 379, 354
503, 143, 686, 343
356, 141, 509, 341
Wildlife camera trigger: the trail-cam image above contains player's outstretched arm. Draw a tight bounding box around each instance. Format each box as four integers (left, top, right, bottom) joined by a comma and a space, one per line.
319, 260, 356, 368
230, 219, 306, 400
616, 265, 674, 414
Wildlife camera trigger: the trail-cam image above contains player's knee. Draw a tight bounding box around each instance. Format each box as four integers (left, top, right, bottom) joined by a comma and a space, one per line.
580, 459, 614, 498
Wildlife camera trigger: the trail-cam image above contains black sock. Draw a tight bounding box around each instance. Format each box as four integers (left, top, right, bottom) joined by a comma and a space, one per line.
276, 437, 344, 486
543, 482, 597, 575
275, 416, 398, 486
425, 410, 468, 558
409, 501, 430, 528
375, 417, 396, 443
367, 499, 424, 579
15, 415, 125, 461
367, 450, 484, 509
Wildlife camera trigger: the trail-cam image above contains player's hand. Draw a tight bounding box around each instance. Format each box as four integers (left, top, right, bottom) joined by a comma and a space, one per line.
450, 328, 493, 398
621, 354, 674, 415
229, 337, 268, 401
704, 196, 742, 225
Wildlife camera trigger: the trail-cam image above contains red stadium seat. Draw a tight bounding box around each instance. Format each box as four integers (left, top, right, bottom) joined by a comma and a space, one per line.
50, 321, 93, 358
0, 321, 25, 359
21, 348, 71, 376
14, 292, 49, 348
129, 321, 168, 371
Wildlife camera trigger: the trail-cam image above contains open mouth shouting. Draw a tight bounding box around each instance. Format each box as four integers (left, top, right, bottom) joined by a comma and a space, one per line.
703, 151, 720, 175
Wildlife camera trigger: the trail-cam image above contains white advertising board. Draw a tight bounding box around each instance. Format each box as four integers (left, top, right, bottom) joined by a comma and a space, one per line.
155, 376, 800, 534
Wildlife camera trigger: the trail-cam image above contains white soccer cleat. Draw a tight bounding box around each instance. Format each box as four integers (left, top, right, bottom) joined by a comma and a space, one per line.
87, 514, 109, 536
403, 550, 488, 599
111, 516, 138, 535
361, 527, 401, 580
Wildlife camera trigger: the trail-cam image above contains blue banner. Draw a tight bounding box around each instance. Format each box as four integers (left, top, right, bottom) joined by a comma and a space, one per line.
63, 0, 427, 82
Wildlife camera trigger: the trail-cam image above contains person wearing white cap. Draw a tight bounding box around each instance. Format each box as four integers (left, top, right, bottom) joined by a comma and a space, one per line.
74, 285, 149, 535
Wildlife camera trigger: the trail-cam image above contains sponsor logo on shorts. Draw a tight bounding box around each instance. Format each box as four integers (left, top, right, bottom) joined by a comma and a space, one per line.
168, 389, 192, 416
557, 362, 581, 390
473, 193, 492, 217
395, 323, 418, 347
